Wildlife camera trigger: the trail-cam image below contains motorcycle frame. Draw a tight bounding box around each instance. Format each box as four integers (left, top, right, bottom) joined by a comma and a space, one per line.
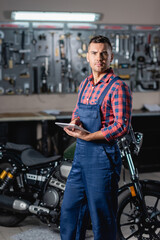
0, 147, 59, 201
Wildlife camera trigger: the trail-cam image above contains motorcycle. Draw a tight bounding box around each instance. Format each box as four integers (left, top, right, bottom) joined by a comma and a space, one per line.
0, 127, 159, 240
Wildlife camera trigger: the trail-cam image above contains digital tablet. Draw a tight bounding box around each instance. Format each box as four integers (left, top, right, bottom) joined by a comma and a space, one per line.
55, 122, 90, 133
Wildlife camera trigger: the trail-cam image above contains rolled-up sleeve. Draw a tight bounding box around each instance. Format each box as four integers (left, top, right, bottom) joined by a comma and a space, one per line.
101, 82, 132, 142
71, 79, 85, 121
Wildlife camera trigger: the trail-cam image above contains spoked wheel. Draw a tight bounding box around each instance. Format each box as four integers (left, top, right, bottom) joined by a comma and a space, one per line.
117, 188, 160, 240
0, 162, 26, 227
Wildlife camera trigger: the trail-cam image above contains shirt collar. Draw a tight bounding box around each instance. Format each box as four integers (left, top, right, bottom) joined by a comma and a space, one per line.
88, 68, 114, 84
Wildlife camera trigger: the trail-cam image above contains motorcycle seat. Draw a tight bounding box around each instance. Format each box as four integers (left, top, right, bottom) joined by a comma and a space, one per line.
21, 148, 61, 167
6, 142, 32, 151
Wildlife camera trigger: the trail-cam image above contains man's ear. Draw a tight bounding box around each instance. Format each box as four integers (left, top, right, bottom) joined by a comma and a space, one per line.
86, 52, 89, 62
111, 53, 114, 63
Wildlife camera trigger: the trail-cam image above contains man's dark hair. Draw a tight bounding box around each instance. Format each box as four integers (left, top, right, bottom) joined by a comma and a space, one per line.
88, 35, 112, 51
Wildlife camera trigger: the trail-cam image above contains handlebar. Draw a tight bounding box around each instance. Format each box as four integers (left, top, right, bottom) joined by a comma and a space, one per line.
117, 126, 143, 157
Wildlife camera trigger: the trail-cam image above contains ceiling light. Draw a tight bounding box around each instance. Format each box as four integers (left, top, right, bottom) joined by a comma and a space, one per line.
11, 11, 100, 22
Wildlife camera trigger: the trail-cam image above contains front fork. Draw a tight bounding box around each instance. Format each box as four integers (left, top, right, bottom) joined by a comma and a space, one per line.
122, 145, 149, 220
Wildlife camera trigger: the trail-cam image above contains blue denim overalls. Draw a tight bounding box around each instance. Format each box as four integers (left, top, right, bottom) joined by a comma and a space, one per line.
60, 76, 122, 240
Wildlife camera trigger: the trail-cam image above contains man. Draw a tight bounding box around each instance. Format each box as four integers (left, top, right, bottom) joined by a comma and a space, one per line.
60, 35, 132, 240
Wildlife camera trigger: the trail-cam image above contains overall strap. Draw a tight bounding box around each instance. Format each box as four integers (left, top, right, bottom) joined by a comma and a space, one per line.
78, 78, 89, 103
98, 76, 120, 106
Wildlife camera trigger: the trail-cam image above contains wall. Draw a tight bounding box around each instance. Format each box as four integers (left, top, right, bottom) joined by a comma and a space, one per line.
0, 0, 160, 25
0, 0, 160, 113
0, 91, 160, 113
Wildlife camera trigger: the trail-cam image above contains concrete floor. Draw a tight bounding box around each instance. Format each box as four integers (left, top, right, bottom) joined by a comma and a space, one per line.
0, 170, 159, 240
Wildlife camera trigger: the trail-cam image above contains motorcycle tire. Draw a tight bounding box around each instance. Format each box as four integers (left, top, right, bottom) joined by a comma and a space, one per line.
0, 162, 26, 227
117, 186, 160, 240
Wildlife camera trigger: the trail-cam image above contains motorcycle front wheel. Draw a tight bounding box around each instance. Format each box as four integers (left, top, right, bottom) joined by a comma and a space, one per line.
117, 187, 160, 240
0, 162, 26, 227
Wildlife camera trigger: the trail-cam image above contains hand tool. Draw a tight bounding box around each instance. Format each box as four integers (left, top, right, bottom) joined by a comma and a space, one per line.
137, 56, 146, 80
50, 32, 55, 91
0, 31, 4, 81
41, 63, 48, 93
118, 63, 130, 69
14, 31, 19, 45
0, 87, 4, 94
77, 33, 87, 58
2, 42, 10, 69
59, 35, 68, 92
65, 33, 74, 92
119, 74, 131, 80
136, 34, 144, 52
124, 34, 130, 59
131, 36, 136, 61
20, 31, 25, 64
137, 80, 159, 91
4, 75, 16, 87
145, 33, 151, 58
33, 66, 38, 93
31, 31, 37, 53
115, 34, 120, 53
119, 34, 124, 55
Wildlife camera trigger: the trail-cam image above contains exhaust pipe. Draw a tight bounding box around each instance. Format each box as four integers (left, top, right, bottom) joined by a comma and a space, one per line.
0, 195, 29, 213
0, 195, 50, 215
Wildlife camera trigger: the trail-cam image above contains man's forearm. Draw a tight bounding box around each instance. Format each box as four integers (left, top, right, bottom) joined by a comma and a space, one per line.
84, 130, 105, 141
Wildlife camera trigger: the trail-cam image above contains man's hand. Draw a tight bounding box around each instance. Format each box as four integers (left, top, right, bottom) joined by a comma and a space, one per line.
70, 118, 82, 127
64, 118, 105, 142
64, 127, 89, 140
63, 118, 89, 140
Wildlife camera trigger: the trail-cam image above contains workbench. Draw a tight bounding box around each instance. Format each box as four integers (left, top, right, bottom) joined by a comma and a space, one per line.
0, 110, 160, 171
0, 112, 56, 122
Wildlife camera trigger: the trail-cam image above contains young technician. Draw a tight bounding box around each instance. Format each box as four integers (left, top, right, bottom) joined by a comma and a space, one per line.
60, 35, 132, 240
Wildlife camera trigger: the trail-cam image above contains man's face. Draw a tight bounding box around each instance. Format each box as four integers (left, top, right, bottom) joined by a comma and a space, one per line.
87, 42, 113, 74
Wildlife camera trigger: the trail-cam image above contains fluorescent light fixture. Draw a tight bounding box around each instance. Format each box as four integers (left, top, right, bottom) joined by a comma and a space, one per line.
11, 11, 100, 22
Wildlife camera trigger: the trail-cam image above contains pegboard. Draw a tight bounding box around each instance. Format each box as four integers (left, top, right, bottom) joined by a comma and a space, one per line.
0, 22, 160, 95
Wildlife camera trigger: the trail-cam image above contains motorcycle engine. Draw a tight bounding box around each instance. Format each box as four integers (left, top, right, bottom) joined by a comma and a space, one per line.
43, 187, 59, 208
59, 161, 72, 179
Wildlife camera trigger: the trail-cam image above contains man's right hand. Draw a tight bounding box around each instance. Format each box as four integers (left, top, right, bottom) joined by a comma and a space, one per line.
70, 118, 82, 127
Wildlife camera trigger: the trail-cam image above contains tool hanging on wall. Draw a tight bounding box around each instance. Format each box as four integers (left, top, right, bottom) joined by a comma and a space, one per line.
119, 34, 124, 56
41, 63, 48, 93
50, 32, 55, 91
13, 31, 31, 65
31, 31, 37, 53
20, 31, 25, 64
136, 34, 144, 52
59, 37, 66, 60
77, 33, 88, 58
124, 34, 130, 59
65, 33, 75, 92
131, 36, 136, 61
145, 33, 152, 59
41, 57, 49, 93
14, 31, 19, 45
151, 36, 160, 64
136, 56, 146, 80
59, 35, 67, 92
136, 80, 159, 91
3, 75, 16, 87
2, 42, 9, 68
33, 66, 38, 94
76, 32, 89, 83
0, 30, 4, 81
115, 34, 120, 53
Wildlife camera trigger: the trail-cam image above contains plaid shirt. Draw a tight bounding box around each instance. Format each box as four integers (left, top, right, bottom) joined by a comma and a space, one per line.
72, 68, 132, 142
